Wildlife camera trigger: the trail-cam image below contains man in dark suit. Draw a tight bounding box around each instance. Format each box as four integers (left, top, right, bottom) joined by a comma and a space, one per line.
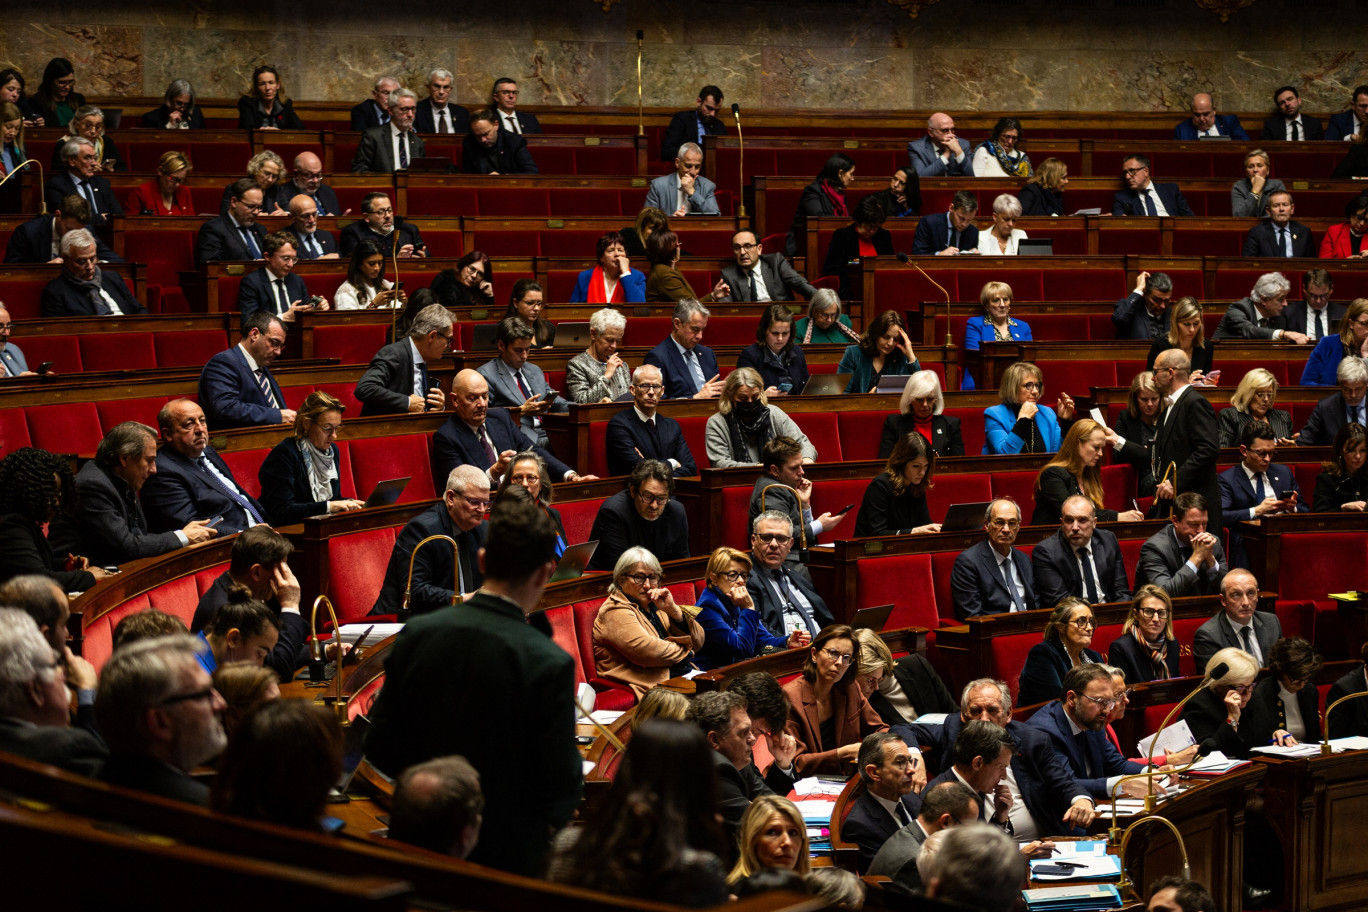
1135, 492, 1228, 597
277, 152, 343, 218
1173, 93, 1249, 140
371, 465, 490, 616
585, 460, 689, 572
490, 78, 542, 134
414, 68, 469, 135
350, 75, 397, 131
1326, 86, 1368, 141
141, 399, 268, 536
432, 369, 580, 490
96, 634, 228, 806
1151, 349, 1223, 532
339, 192, 427, 259
44, 138, 122, 228
950, 499, 1037, 620
4, 195, 120, 264
910, 190, 979, 255
643, 299, 724, 398
843, 732, 926, 870
1297, 359, 1368, 445
285, 193, 338, 259
1032, 496, 1132, 607
604, 364, 696, 477
1112, 270, 1172, 340
923, 721, 1017, 832
195, 178, 267, 266
39, 228, 145, 317
1112, 154, 1194, 217
1261, 86, 1324, 141
364, 498, 582, 876
0, 608, 108, 778
477, 317, 568, 450
198, 312, 294, 431
660, 85, 726, 162
1242, 191, 1316, 258
1284, 268, 1345, 342
748, 437, 844, 568
236, 231, 318, 324
1327, 656, 1368, 739
867, 782, 980, 892
1192, 569, 1282, 674
1219, 421, 1309, 569
718, 230, 817, 302
351, 88, 426, 173
354, 303, 453, 416
463, 109, 538, 174
65, 422, 217, 567
1025, 665, 1146, 802
1212, 272, 1310, 343
906, 113, 971, 177
746, 510, 833, 639
687, 691, 799, 844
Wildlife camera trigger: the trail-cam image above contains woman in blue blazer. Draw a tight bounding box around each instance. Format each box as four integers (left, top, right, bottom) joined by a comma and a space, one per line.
258, 391, 365, 524
983, 361, 1074, 454
962, 281, 1032, 390
568, 232, 647, 304
692, 547, 806, 671
1017, 598, 1103, 708
1301, 298, 1368, 385
838, 310, 920, 394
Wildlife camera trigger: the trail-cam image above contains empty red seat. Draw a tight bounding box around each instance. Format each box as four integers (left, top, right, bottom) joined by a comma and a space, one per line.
144, 576, 203, 628
557, 496, 607, 546
856, 553, 940, 629
348, 434, 435, 503
323, 526, 399, 623
95, 397, 169, 434
675, 416, 711, 472
789, 412, 841, 462
312, 324, 389, 365
15, 336, 81, 373
79, 332, 156, 372
836, 410, 892, 461
26, 402, 102, 455
83, 593, 152, 672
926, 472, 992, 520
154, 330, 231, 369
0, 407, 32, 454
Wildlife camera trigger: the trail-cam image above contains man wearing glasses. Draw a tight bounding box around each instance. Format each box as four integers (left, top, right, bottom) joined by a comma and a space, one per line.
1031, 495, 1132, 608
745, 510, 832, 639
371, 465, 491, 617
950, 499, 1038, 620
1284, 268, 1345, 342
279, 152, 343, 220
235, 231, 326, 325
351, 87, 426, 174
1213, 271, 1310, 343
195, 177, 267, 266
355, 303, 453, 416
1026, 664, 1150, 802
586, 460, 688, 572
1218, 420, 1308, 569
1111, 154, 1193, 217
340, 192, 427, 259
1192, 569, 1282, 676
1297, 357, 1368, 445
198, 311, 295, 431
717, 230, 816, 302
604, 364, 697, 477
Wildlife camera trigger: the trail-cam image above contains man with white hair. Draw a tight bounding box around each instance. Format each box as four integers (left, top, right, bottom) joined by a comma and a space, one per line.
907, 113, 971, 177
350, 75, 398, 131
604, 364, 697, 476
414, 68, 469, 134
1213, 272, 1311, 343
39, 228, 145, 317
644, 141, 719, 217
43, 137, 123, 226
0, 609, 107, 777
351, 88, 425, 173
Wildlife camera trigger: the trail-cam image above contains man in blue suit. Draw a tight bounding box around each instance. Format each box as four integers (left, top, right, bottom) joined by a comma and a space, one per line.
1242, 191, 1316, 259
477, 317, 568, 450
1326, 86, 1368, 141
910, 190, 979, 255
643, 299, 723, 399
285, 194, 338, 259
949, 499, 1037, 620
605, 365, 697, 477
1113, 154, 1194, 217
1031, 496, 1132, 607
906, 113, 971, 177
644, 142, 719, 217
141, 399, 267, 536
1219, 421, 1308, 569
1026, 665, 1147, 803
237, 232, 321, 325
1173, 93, 1249, 140
4, 196, 120, 264
196, 178, 267, 266
1112, 270, 1172, 340
431, 369, 587, 490
198, 312, 295, 431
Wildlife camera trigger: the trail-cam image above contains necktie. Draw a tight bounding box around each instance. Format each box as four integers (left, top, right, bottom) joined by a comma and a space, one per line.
1076, 731, 1095, 777
240, 227, 262, 259
1352, 404, 1364, 426
79, 180, 100, 217
274, 278, 289, 315
646, 417, 662, 456
1142, 189, 1156, 217
1291, 121, 1300, 141
1240, 626, 1256, 660
418, 362, 430, 398
477, 424, 497, 466
255, 368, 277, 407
896, 801, 912, 826
1077, 547, 1100, 603
514, 370, 531, 400
438, 108, 449, 133
1278, 227, 1289, 257
505, 114, 519, 134
1000, 557, 1026, 612
949, 228, 960, 249
685, 349, 706, 392
1314, 310, 1325, 339
773, 569, 815, 632
1255, 471, 1268, 503
398, 133, 409, 169
197, 455, 263, 524
747, 270, 758, 301
306, 233, 320, 258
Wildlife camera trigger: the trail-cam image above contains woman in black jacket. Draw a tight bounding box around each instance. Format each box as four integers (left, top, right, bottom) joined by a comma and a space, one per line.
1313, 422, 1368, 512
431, 251, 495, 310
237, 65, 304, 130
879, 370, 966, 458
0, 447, 99, 591
258, 392, 365, 524
1104, 370, 1163, 497
1240, 637, 1323, 750
854, 431, 940, 537
1018, 158, 1068, 216
785, 152, 855, 257
1182, 647, 1259, 759
822, 195, 894, 301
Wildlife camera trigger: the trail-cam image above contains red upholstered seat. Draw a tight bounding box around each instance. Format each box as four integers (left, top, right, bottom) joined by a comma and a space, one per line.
312, 324, 389, 365
930, 550, 962, 624
1045, 360, 1117, 399
279, 385, 315, 409
988, 632, 1041, 703
96, 397, 169, 434
314, 382, 364, 416
347, 434, 435, 503
556, 497, 606, 546
479, 189, 549, 217
1117, 538, 1146, 582
925, 474, 992, 523
1172, 615, 1207, 677
701, 316, 759, 346
1101, 463, 1136, 509
154, 330, 231, 369
585, 420, 609, 477
543, 605, 586, 684
1027, 314, 1088, 342
15, 336, 82, 373
0, 408, 33, 454
991, 471, 1039, 518
856, 553, 940, 629
80, 333, 156, 372
83, 594, 152, 672
350, 674, 386, 720
836, 410, 891, 461
144, 576, 203, 629
218, 447, 270, 499
548, 189, 623, 217
956, 268, 1044, 302
1273, 531, 1368, 658
720, 485, 753, 550
942, 408, 984, 455
675, 416, 711, 472
572, 147, 635, 175
322, 526, 398, 624
332, 442, 357, 498
810, 478, 867, 521
789, 412, 841, 462
572, 600, 637, 709
26, 402, 102, 455
468, 230, 538, 257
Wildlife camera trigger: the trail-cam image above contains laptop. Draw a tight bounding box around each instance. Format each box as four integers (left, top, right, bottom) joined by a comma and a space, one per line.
876, 374, 912, 394
468, 323, 500, 350
1017, 238, 1053, 256
850, 603, 894, 632
406, 156, 453, 171
801, 373, 850, 396
557, 322, 594, 347
549, 540, 598, 583
363, 477, 410, 508
329, 714, 370, 799
941, 501, 992, 533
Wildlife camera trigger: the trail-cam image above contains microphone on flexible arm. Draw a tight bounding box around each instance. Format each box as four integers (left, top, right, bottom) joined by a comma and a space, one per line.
0, 159, 48, 214
636, 31, 645, 137
732, 103, 747, 219
895, 252, 956, 389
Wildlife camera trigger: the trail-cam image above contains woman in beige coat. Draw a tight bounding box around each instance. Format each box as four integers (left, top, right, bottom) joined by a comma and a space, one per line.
593, 546, 705, 698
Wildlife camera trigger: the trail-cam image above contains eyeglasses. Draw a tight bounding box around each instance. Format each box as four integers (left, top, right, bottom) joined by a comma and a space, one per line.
625, 572, 660, 586
460, 496, 491, 510
717, 570, 747, 582
634, 383, 663, 393
463, 266, 485, 277
1253, 390, 1275, 400
988, 518, 1020, 529
314, 423, 341, 436
1079, 693, 1117, 710
1021, 382, 1042, 391
754, 532, 792, 544
1122, 167, 1148, 176
157, 687, 216, 708
1138, 607, 1169, 619
636, 491, 669, 506
1070, 617, 1097, 629
820, 647, 854, 665
369, 207, 395, 216
1115, 688, 1134, 701
0, 323, 13, 331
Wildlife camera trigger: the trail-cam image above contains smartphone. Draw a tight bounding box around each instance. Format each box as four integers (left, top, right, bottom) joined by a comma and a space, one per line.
837, 503, 855, 514
396, 282, 405, 290
778, 381, 794, 393
1281, 490, 1295, 500
37, 361, 53, 375
541, 389, 559, 405
207, 515, 224, 528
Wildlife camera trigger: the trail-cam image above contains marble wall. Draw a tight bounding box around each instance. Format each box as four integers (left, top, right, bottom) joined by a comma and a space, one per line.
3, 0, 1367, 114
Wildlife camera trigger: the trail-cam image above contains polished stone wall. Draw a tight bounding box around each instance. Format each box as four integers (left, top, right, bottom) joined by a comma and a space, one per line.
2, 1, 1367, 114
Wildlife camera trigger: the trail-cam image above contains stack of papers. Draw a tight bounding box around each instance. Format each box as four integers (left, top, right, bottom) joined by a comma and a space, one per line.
792, 799, 837, 826
336, 622, 404, 644
1185, 751, 1252, 777
1326, 736, 1368, 751
793, 777, 845, 798
1250, 742, 1324, 758
1030, 851, 1121, 882
1022, 884, 1122, 910
1136, 720, 1196, 759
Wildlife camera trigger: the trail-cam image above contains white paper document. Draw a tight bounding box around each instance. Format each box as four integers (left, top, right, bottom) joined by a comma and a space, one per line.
336, 622, 404, 644
1136, 720, 1196, 759
793, 799, 837, 823
793, 777, 845, 798
1250, 742, 1325, 758
1088, 407, 1106, 427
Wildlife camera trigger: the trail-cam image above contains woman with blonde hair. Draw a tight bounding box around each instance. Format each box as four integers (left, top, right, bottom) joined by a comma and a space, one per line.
1018, 598, 1104, 706
1182, 646, 1260, 758
631, 687, 690, 732
694, 546, 807, 670
220, 149, 288, 215
622, 206, 669, 258
1102, 371, 1163, 497
1218, 367, 1295, 446
1232, 149, 1285, 217
0, 101, 27, 181
1301, 297, 1368, 385
728, 795, 811, 884
213, 663, 280, 741
126, 150, 194, 215
983, 361, 1074, 455
1146, 296, 1215, 383
1108, 585, 1180, 683
849, 627, 956, 726
1032, 418, 1144, 524
963, 282, 1033, 391
705, 367, 817, 468
1018, 157, 1068, 216
257, 390, 365, 523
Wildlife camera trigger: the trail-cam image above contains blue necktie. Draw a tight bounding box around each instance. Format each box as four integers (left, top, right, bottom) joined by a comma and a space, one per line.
1077, 548, 1099, 603
197, 455, 263, 525
1142, 190, 1156, 216
240, 227, 262, 259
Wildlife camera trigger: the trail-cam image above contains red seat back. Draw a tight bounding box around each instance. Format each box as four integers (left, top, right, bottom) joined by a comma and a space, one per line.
557, 496, 606, 546
26, 402, 101, 455
80, 333, 156, 372
218, 447, 270, 499
154, 330, 231, 369
856, 554, 939, 629
16, 336, 82, 373
324, 527, 399, 623
789, 412, 841, 462
837, 410, 892, 462
347, 434, 435, 503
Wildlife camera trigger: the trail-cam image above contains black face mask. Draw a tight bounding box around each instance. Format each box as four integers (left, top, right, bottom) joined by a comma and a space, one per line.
734, 400, 765, 421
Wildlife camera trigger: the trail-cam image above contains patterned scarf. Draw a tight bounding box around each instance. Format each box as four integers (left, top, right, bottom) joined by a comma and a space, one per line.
1132, 625, 1171, 680
983, 140, 1032, 179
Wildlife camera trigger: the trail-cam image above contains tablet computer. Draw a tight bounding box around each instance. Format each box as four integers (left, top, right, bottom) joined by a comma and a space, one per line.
941, 501, 992, 532
550, 540, 599, 583
801, 373, 850, 396
850, 603, 894, 632
364, 477, 411, 508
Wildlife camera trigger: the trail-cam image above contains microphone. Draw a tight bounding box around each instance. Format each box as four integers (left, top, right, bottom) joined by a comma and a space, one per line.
0, 159, 49, 214
636, 31, 645, 137
731, 103, 747, 219
895, 252, 956, 389
401, 533, 463, 621
1320, 687, 1368, 755
308, 595, 347, 722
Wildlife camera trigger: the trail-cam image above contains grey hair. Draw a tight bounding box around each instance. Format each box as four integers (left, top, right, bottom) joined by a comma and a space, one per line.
673, 298, 710, 324
1339, 356, 1368, 385
62, 137, 94, 161
164, 79, 195, 106
94, 633, 204, 755
60, 228, 97, 256
915, 828, 948, 884
1145, 272, 1173, 295
1101, 664, 1126, 681
806, 288, 842, 321
983, 497, 1021, 525
0, 609, 58, 718
427, 68, 453, 84
899, 370, 944, 416
247, 150, 285, 176
752, 510, 794, 535
445, 464, 490, 497
589, 307, 627, 335
960, 677, 1013, 715
388, 87, 417, 110
1251, 271, 1291, 303
631, 364, 662, 384
923, 825, 1026, 911
95, 421, 157, 469
676, 141, 703, 159
992, 193, 1022, 218
408, 303, 454, 340
72, 104, 104, 125
374, 75, 399, 90
608, 546, 664, 596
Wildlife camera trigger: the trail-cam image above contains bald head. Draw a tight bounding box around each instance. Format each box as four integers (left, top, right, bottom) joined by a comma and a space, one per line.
928, 113, 953, 131
290, 152, 325, 195
288, 194, 317, 218
452, 369, 490, 425
1189, 93, 1217, 131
